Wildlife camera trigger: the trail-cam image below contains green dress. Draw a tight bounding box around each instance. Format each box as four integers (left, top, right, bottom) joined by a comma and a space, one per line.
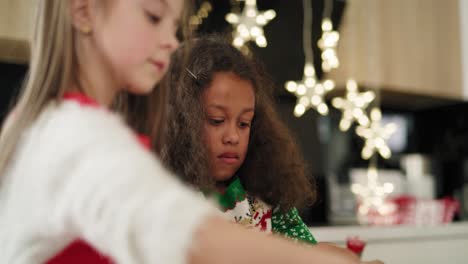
214, 177, 317, 244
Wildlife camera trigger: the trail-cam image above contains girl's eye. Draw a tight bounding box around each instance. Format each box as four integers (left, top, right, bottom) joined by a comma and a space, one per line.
209, 119, 224, 125
146, 12, 161, 24
239, 121, 251, 128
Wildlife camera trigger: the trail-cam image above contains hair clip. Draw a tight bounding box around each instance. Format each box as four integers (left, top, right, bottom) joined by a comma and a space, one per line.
186, 68, 201, 86
186, 68, 197, 80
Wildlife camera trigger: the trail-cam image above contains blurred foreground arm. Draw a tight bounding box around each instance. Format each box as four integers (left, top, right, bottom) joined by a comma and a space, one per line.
189, 216, 384, 264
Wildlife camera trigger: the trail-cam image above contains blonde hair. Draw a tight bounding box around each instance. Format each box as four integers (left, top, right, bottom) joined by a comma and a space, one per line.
0, 1, 75, 178
0, 0, 193, 179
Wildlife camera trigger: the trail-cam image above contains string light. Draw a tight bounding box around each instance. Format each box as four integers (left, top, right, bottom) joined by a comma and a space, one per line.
351, 164, 395, 218
332, 79, 375, 131
314, 0, 397, 224
285, 64, 335, 116
351, 107, 398, 222
318, 0, 340, 72
189, 1, 213, 31
226, 0, 276, 48
284, 0, 334, 117
356, 108, 397, 160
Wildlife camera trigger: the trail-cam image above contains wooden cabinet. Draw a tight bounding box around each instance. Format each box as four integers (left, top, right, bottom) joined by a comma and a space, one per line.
0, 0, 34, 64
328, 0, 463, 99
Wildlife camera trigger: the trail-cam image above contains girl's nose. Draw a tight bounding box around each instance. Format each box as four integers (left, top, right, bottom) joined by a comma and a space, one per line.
222, 125, 240, 145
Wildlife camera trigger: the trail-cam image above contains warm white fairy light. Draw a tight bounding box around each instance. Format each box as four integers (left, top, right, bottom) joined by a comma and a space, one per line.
189, 1, 212, 31
226, 0, 276, 48
318, 18, 340, 72
356, 108, 397, 160
332, 79, 375, 131
317, 0, 339, 72
284, 0, 334, 117
285, 63, 335, 117
351, 165, 395, 217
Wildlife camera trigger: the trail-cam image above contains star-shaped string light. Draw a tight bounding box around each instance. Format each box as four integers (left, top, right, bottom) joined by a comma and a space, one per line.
318, 18, 340, 72
351, 165, 395, 217
284, 0, 335, 117
331, 79, 375, 131
285, 64, 335, 116
310, 0, 398, 224
356, 108, 397, 160
226, 0, 276, 48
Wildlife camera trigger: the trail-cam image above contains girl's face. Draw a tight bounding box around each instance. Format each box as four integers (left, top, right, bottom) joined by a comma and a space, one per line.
91, 0, 182, 94
202, 72, 255, 182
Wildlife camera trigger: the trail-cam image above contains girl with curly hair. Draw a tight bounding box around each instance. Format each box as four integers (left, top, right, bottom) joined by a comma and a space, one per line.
159, 35, 318, 244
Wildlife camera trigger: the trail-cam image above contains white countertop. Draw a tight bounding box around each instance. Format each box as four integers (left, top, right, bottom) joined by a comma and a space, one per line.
309, 222, 468, 264
310, 221, 468, 243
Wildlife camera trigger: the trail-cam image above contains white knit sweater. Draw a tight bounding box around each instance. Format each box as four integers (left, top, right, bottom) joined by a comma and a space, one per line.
0, 100, 215, 264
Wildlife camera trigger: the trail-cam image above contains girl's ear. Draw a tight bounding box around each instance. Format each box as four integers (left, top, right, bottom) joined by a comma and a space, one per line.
70, 0, 95, 34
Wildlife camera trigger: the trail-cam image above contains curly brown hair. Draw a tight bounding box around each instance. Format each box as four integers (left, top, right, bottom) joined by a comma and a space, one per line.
158, 35, 316, 211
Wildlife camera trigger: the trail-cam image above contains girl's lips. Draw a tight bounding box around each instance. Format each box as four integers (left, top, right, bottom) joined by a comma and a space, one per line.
218, 153, 239, 164
150, 60, 166, 72
219, 157, 238, 164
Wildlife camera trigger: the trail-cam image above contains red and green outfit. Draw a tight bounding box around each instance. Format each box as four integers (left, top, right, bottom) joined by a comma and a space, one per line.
215, 177, 317, 244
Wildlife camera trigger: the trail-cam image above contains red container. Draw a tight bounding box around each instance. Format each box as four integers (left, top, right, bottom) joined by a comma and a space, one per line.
346, 236, 366, 257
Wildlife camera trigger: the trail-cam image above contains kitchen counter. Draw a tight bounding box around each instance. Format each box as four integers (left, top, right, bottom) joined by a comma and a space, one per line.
310, 222, 468, 264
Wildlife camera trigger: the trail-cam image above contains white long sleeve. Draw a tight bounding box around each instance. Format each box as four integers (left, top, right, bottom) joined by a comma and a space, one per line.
0, 101, 215, 264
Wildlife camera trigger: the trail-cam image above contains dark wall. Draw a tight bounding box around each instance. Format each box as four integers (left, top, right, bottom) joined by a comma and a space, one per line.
195, 0, 346, 97
414, 103, 468, 198
0, 62, 26, 124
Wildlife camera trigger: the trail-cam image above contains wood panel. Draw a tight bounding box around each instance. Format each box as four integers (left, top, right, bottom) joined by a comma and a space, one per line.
0, 0, 34, 64
328, 0, 463, 99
